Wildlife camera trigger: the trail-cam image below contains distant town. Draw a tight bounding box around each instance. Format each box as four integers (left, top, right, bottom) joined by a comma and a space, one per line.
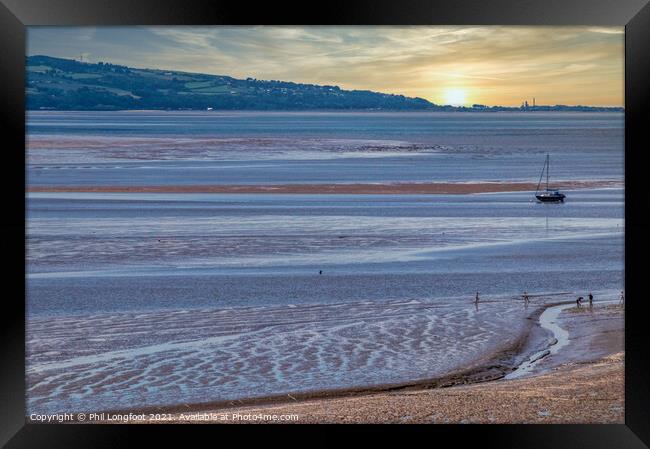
27, 56, 624, 112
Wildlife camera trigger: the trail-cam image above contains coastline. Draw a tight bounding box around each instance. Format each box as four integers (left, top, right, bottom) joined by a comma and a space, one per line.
197, 351, 624, 424
83, 300, 623, 424
27, 180, 621, 195
27, 109, 625, 113
84, 308, 542, 418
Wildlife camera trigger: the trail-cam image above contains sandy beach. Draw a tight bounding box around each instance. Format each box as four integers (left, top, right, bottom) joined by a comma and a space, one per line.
196, 353, 624, 424
27, 180, 621, 195
96, 302, 623, 424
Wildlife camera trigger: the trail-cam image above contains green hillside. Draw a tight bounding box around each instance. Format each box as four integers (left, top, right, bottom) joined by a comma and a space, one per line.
26, 55, 435, 111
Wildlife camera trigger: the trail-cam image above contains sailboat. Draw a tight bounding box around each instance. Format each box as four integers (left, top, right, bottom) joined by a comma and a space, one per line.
535, 154, 565, 203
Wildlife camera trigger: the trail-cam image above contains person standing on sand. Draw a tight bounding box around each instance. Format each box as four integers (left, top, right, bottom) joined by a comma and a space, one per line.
619, 290, 625, 307
588, 292, 593, 307
523, 291, 529, 304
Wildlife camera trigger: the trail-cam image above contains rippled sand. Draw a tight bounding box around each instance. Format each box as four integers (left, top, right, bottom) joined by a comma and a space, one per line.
27, 298, 536, 414
189, 352, 623, 424
136, 304, 624, 424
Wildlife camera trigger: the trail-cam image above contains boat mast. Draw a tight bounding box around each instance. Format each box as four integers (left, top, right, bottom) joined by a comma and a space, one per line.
546, 154, 549, 191
535, 155, 545, 194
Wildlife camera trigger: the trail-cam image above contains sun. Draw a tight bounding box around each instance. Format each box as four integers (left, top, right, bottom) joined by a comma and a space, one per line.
443, 88, 468, 106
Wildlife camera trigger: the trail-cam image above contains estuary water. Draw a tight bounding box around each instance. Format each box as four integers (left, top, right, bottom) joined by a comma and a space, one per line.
26, 111, 624, 414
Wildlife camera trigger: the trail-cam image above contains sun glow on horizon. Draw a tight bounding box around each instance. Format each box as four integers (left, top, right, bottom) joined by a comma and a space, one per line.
442, 88, 469, 106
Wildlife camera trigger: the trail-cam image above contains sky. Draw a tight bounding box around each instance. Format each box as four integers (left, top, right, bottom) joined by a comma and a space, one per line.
27, 26, 624, 107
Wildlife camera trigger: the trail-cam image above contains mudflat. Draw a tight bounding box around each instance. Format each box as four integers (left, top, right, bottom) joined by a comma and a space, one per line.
136, 303, 624, 424
28, 180, 621, 195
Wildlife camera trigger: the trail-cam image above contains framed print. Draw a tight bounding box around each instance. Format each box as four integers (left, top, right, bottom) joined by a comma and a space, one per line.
1, 0, 649, 447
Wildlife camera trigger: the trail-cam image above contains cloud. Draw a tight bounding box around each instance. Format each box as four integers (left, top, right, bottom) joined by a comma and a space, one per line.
587, 27, 625, 34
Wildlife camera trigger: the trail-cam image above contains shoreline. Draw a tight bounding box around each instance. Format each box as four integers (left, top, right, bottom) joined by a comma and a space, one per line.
28, 109, 625, 113
34, 300, 624, 424
75, 300, 562, 419
198, 351, 624, 424
83, 300, 623, 423
504, 302, 574, 379
154, 301, 624, 424
27, 180, 621, 195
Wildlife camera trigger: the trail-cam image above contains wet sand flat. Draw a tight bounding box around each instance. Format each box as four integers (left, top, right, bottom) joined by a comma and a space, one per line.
136, 303, 624, 424
28, 180, 621, 195
533, 303, 624, 373
196, 352, 623, 424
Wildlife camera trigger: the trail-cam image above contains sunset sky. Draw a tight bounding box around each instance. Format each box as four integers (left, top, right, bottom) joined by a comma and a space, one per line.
27, 26, 624, 107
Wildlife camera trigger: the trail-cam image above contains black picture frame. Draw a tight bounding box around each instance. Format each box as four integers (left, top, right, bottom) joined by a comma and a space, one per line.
1, 0, 649, 447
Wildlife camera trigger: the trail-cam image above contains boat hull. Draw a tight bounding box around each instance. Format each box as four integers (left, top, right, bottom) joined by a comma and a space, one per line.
536, 194, 565, 203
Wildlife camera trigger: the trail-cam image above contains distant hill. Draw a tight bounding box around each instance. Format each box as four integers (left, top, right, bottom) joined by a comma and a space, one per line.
26, 55, 435, 111
26, 55, 624, 112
